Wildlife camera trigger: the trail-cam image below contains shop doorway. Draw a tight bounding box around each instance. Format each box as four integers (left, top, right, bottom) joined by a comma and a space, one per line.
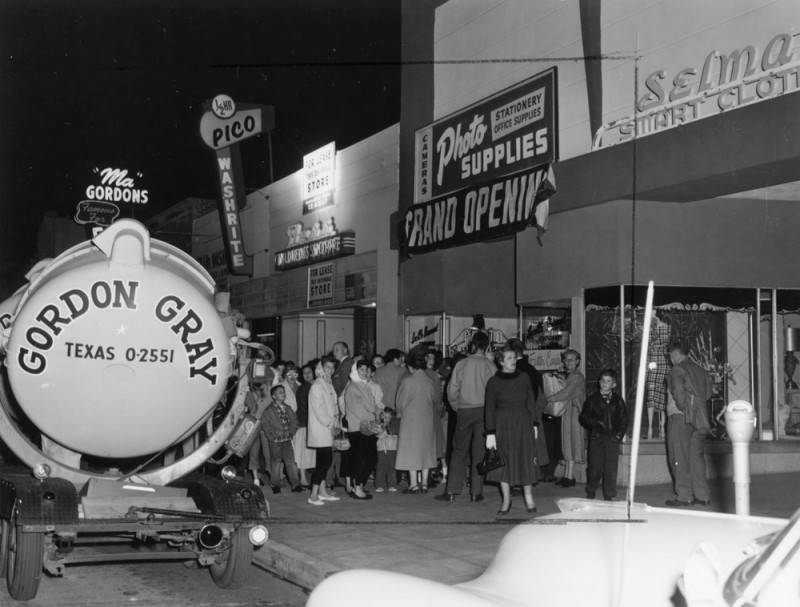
354, 306, 377, 360
250, 316, 281, 358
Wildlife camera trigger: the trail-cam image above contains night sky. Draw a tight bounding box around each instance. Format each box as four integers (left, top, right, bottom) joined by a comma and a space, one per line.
0, 0, 400, 294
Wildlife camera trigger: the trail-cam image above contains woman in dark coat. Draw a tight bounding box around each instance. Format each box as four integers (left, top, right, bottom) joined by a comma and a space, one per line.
485, 345, 540, 515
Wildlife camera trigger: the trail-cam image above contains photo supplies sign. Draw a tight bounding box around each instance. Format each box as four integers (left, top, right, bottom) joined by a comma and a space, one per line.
302, 142, 336, 214
308, 263, 335, 307
413, 67, 557, 204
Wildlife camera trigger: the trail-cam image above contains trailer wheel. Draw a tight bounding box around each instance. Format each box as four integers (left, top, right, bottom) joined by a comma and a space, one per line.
6, 510, 43, 601
209, 528, 251, 589
0, 518, 9, 578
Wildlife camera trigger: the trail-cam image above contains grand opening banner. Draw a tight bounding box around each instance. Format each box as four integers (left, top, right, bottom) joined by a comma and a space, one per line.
413, 67, 557, 204
403, 165, 555, 254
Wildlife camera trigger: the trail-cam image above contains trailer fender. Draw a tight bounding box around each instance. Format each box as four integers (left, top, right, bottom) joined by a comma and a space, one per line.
0, 472, 79, 525
173, 477, 267, 521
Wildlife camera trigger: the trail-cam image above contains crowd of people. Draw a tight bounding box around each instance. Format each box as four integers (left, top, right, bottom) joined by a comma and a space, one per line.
240, 333, 711, 513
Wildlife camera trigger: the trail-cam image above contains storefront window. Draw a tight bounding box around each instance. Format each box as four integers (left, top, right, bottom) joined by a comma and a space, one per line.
521, 306, 571, 372
581, 285, 799, 441
777, 290, 800, 439
405, 313, 518, 357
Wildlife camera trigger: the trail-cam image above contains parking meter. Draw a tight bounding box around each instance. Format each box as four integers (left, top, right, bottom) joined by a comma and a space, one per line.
724, 400, 756, 516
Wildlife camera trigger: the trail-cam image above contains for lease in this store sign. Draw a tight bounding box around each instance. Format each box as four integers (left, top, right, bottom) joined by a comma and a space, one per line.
302, 142, 336, 214
307, 263, 335, 307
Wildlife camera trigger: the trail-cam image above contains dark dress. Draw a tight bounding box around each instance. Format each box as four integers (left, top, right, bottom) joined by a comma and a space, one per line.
484, 370, 540, 485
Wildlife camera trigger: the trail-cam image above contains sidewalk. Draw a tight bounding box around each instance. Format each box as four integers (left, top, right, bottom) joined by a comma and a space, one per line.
252, 472, 800, 591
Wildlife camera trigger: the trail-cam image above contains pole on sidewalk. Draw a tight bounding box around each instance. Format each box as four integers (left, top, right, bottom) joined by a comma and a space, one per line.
626, 280, 654, 519
724, 400, 756, 516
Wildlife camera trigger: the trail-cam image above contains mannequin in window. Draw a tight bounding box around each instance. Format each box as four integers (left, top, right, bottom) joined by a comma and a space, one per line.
646, 311, 671, 440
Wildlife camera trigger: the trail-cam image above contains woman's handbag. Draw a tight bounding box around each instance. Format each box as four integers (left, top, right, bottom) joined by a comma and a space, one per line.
476, 447, 505, 475
332, 427, 351, 451
332, 415, 351, 451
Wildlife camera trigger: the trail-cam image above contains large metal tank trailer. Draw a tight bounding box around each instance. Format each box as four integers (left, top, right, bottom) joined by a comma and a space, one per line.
0, 220, 269, 600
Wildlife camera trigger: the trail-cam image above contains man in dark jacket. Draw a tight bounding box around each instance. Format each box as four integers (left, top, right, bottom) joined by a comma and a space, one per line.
579, 369, 627, 501
665, 342, 712, 507
331, 341, 356, 397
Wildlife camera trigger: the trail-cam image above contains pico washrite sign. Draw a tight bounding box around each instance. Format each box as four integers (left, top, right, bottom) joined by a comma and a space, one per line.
594, 31, 800, 148
307, 263, 335, 307
199, 94, 275, 150
199, 94, 274, 276
403, 165, 555, 255
414, 67, 557, 204
302, 142, 336, 214
213, 146, 252, 276
274, 230, 356, 271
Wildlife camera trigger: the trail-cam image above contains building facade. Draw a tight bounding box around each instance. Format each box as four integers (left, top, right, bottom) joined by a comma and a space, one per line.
193, 124, 401, 364
400, 0, 800, 475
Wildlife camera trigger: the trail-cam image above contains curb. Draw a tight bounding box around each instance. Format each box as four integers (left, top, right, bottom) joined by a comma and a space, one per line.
252, 540, 339, 591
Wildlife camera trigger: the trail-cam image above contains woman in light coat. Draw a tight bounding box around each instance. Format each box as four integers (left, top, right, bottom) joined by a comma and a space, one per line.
307, 356, 341, 505
343, 359, 380, 499
545, 348, 586, 487
395, 345, 438, 493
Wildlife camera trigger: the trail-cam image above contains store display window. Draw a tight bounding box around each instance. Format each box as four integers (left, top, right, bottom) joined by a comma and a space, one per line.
584, 285, 799, 442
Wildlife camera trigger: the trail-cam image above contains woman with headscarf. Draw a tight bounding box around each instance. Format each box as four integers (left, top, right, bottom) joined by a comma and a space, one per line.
307, 356, 342, 506
343, 358, 380, 499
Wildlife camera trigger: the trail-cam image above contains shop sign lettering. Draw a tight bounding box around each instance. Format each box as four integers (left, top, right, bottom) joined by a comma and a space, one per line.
414, 67, 557, 203
307, 263, 335, 307
200, 97, 273, 275
404, 165, 555, 255
274, 230, 356, 271
214, 148, 252, 275
595, 32, 800, 148
199, 105, 273, 150
302, 142, 336, 214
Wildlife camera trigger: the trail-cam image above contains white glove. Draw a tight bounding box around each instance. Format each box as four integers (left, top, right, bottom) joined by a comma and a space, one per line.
485, 434, 497, 450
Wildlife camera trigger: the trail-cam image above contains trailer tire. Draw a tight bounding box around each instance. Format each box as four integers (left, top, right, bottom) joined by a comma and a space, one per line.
209, 528, 251, 589
0, 518, 9, 578
6, 510, 43, 601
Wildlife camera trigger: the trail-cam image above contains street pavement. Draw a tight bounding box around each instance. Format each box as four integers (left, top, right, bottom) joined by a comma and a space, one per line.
253, 472, 800, 592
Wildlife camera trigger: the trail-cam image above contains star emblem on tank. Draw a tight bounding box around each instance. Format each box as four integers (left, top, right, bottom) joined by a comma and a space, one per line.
116, 324, 127, 335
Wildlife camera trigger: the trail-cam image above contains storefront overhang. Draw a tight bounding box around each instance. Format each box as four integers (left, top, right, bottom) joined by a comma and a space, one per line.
553, 90, 800, 211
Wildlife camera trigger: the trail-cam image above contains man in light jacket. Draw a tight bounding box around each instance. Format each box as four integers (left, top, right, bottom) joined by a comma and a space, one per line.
435, 332, 496, 503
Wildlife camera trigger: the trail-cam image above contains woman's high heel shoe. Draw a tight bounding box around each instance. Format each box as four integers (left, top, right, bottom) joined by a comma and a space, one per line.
526, 504, 537, 513
497, 500, 512, 515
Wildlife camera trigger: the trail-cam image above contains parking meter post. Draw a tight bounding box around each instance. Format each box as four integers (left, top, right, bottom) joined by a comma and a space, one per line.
723, 400, 756, 516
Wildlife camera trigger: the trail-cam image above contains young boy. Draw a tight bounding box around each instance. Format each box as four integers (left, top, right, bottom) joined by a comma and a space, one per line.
374, 408, 400, 492
261, 385, 303, 494
579, 369, 628, 501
